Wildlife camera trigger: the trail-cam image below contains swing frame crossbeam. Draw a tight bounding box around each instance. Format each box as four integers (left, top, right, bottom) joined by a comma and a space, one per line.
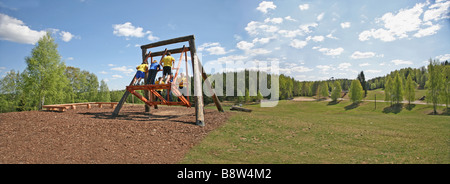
112, 35, 223, 126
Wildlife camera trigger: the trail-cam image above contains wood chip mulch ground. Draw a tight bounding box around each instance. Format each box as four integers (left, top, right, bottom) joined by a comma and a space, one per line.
0, 105, 232, 164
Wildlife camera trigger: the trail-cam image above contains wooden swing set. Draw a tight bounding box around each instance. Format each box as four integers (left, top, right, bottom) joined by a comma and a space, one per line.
112, 35, 223, 126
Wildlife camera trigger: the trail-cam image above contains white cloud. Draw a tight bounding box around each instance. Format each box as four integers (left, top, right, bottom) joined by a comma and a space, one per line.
252, 37, 275, 44
198, 42, 230, 55
326, 32, 338, 40
299, 23, 318, 34
205, 46, 228, 55
299, 4, 309, 11
338, 63, 351, 70
435, 53, 450, 61
307, 35, 324, 42
340, 22, 351, 29
245, 21, 279, 35
351, 51, 376, 59
198, 42, 220, 51
111, 66, 134, 74
314, 47, 344, 56
113, 22, 158, 41
284, 16, 297, 22
278, 29, 303, 38
60, 31, 75, 42
358, 2, 447, 42
423, 0, 450, 22
0, 13, 47, 45
359, 63, 371, 67
290, 39, 308, 49
256, 1, 276, 14
99, 71, 108, 74
291, 66, 313, 73
112, 75, 123, 79
366, 70, 382, 73
264, 17, 283, 24
317, 12, 325, 21
316, 65, 333, 74
247, 48, 272, 55
413, 24, 441, 38
359, 28, 396, 42
236, 41, 254, 50
391, 59, 413, 65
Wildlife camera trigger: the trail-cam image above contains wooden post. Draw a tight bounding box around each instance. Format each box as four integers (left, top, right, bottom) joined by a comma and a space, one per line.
143, 48, 151, 113
189, 37, 205, 126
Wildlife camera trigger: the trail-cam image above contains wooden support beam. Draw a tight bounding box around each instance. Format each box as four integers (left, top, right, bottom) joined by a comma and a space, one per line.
201, 66, 224, 112
140, 35, 194, 49
148, 47, 190, 57
189, 38, 205, 126
143, 48, 151, 113
112, 73, 137, 118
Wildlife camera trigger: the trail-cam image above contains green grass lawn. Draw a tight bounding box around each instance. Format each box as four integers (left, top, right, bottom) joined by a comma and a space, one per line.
181, 100, 449, 164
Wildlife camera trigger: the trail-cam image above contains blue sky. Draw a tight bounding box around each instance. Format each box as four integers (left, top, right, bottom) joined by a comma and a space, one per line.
0, 0, 449, 90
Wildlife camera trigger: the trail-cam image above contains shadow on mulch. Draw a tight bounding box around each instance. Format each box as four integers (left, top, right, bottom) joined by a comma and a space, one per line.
79, 111, 197, 125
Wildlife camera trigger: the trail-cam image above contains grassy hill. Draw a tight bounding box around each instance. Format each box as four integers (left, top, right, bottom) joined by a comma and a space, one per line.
182, 100, 449, 164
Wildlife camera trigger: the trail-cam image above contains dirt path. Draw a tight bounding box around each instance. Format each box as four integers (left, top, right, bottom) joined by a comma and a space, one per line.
0, 105, 232, 164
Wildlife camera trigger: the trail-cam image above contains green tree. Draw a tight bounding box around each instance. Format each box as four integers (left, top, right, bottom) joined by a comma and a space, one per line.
441, 65, 449, 109
22, 32, 69, 110
425, 59, 444, 114
357, 71, 367, 97
330, 81, 342, 102
97, 80, 111, 102
349, 79, 363, 104
392, 71, 404, 104
405, 74, 416, 105
317, 82, 329, 99
0, 70, 21, 112
384, 75, 393, 106
256, 90, 263, 102
245, 89, 251, 103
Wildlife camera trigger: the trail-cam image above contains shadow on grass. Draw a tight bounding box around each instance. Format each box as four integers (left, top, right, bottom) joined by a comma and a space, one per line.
327, 100, 341, 106
405, 104, 416, 111
344, 102, 361, 110
382, 104, 403, 114
427, 108, 450, 116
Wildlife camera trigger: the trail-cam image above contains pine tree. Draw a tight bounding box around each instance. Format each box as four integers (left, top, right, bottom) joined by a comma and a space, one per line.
357, 71, 367, 97
330, 81, 342, 102
405, 74, 416, 105
22, 32, 69, 110
349, 79, 363, 104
